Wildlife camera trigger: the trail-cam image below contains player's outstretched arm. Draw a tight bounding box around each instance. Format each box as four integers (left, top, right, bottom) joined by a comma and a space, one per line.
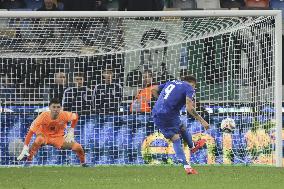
64, 112, 79, 143
186, 97, 209, 130
17, 130, 34, 160
70, 113, 79, 128
17, 145, 30, 161
17, 111, 47, 160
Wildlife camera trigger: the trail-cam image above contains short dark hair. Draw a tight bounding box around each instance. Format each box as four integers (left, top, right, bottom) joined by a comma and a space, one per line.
143, 69, 152, 76
74, 72, 84, 78
181, 75, 197, 84
49, 98, 61, 106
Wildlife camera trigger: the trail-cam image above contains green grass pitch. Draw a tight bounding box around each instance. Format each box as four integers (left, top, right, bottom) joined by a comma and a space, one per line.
0, 165, 284, 189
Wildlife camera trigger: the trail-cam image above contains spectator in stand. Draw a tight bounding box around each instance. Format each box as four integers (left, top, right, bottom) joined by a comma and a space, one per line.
244, 0, 270, 9
62, 72, 93, 115
49, 71, 67, 102
130, 70, 157, 113
0, 0, 26, 9
37, 0, 59, 11
61, 0, 108, 11
92, 67, 123, 114
118, 0, 164, 11
130, 69, 157, 136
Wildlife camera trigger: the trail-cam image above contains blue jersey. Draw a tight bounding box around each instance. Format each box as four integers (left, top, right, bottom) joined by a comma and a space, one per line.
152, 80, 195, 117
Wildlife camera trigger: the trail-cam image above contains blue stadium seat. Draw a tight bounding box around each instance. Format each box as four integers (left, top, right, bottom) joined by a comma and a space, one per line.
1, 0, 27, 9
24, 0, 43, 10
270, 0, 284, 18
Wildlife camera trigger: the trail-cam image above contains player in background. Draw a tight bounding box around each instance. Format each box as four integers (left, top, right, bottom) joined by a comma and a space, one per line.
151, 75, 209, 175
17, 98, 87, 166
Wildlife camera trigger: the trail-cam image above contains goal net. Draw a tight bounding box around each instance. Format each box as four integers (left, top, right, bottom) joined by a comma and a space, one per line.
0, 11, 282, 166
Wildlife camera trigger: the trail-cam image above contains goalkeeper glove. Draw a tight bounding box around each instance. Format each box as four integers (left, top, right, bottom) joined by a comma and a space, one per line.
17, 145, 30, 161
64, 128, 75, 143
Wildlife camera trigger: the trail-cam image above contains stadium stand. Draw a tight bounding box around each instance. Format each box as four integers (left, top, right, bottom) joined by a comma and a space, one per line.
24, 0, 43, 10
0, 0, 27, 9
220, 0, 245, 9
244, 0, 270, 8
166, 0, 197, 10
118, 0, 164, 11
196, 0, 221, 9
270, 0, 284, 18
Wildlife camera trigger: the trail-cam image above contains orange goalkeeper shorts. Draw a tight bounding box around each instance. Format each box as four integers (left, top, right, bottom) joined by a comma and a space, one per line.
41, 135, 64, 149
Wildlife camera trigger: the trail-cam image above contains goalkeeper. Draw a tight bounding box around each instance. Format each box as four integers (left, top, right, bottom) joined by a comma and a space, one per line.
17, 98, 87, 166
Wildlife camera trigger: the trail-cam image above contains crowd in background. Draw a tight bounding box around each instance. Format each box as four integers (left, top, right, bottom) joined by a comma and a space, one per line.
0, 20, 181, 115
0, 56, 125, 114
0, 54, 179, 115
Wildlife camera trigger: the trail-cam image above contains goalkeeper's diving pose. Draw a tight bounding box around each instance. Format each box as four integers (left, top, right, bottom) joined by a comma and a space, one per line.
17, 98, 87, 166
151, 75, 209, 175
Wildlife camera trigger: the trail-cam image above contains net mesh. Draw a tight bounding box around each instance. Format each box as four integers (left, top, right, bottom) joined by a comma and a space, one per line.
0, 14, 278, 166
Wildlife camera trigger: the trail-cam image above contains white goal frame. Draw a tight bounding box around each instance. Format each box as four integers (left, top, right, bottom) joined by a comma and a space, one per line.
0, 10, 282, 167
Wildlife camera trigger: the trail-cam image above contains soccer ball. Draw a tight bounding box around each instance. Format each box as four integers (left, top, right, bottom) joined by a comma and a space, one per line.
8, 139, 24, 157
221, 118, 236, 133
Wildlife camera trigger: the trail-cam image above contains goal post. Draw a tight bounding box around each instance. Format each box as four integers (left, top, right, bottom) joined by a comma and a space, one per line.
0, 10, 282, 167
274, 11, 282, 168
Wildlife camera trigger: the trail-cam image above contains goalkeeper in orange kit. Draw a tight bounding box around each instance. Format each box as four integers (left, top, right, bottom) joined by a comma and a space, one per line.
17, 98, 87, 166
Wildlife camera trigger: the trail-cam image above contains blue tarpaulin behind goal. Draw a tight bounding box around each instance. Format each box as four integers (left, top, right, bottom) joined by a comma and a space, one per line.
0, 114, 282, 166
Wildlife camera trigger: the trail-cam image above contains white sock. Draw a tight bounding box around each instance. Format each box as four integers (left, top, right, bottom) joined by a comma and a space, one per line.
184, 165, 191, 169
190, 143, 195, 150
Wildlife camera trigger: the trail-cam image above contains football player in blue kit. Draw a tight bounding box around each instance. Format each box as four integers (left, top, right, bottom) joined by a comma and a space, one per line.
152, 75, 209, 175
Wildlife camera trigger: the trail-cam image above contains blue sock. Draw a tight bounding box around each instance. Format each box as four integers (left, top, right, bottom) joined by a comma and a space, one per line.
172, 138, 188, 165
181, 129, 194, 148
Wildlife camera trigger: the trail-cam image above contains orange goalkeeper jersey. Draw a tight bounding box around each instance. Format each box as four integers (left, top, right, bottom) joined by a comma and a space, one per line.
130, 85, 156, 113
30, 111, 78, 137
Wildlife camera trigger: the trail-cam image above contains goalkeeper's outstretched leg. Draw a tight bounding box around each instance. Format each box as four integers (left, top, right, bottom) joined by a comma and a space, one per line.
71, 143, 85, 164
21, 134, 87, 166
27, 135, 45, 161
61, 141, 86, 166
